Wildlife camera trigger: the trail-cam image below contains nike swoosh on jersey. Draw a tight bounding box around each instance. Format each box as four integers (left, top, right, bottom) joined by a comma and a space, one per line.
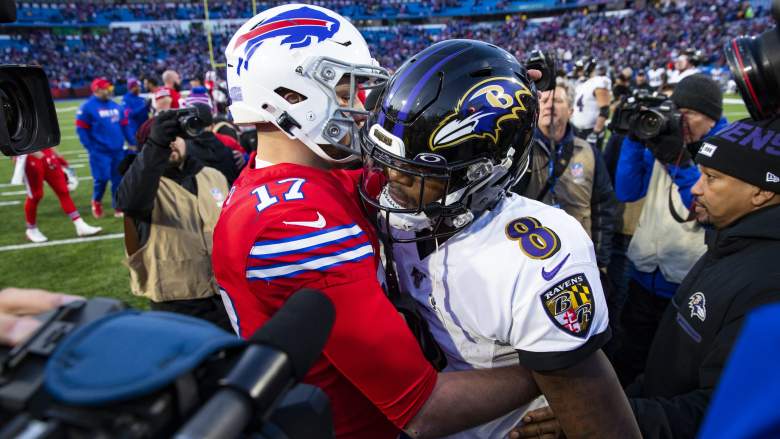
283, 212, 326, 229
541, 253, 571, 281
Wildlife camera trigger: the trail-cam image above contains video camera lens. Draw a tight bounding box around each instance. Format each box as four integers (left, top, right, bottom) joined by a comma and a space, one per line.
635, 109, 666, 140
174, 104, 212, 138
725, 0, 780, 120
0, 66, 60, 156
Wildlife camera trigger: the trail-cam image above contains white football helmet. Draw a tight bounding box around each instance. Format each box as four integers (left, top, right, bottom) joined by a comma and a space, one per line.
225, 4, 387, 163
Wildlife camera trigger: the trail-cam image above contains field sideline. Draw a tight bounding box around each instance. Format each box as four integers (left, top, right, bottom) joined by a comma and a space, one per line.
0, 95, 750, 307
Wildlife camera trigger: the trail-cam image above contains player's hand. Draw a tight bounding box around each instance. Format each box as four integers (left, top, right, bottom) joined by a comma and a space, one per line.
508, 406, 565, 439
0, 287, 84, 346
148, 110, 180, 149
528, 69, 543, 82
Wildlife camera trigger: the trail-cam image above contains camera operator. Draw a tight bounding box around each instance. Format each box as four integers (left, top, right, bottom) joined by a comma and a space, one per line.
611, 74, 728, 385
181, 102, 241, 185
115, 112, 231, 331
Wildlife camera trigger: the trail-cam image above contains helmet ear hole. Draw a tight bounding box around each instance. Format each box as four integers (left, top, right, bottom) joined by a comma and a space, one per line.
275, 87, 307, 104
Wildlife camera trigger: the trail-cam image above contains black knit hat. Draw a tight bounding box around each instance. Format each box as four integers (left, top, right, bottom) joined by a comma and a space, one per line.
672, 74, 723, 121
697, 118, 780, 193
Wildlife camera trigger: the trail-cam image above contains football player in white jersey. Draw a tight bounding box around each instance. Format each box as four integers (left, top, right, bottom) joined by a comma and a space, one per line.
571, 58, 611, 148
359, 39, 640, 439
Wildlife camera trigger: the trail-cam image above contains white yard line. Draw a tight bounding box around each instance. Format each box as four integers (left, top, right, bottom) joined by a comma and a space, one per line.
69, 164, 86, 169
0, 200, 21, 207
56, 106, 79, 113
1, 190, 27, 196
0, 233, 124, 252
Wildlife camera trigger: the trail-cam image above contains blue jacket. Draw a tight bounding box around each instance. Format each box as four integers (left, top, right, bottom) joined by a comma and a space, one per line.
122, 92, 150, 143
615, 117, 728, 296
76, 96, 134, 152
615, 117, 729, 208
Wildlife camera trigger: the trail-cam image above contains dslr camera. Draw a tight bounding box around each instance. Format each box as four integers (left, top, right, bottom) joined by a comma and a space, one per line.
171, 105, 211, 139
725, 0, 780, 119
609, 92, 682, 141
525, 49, 557, 92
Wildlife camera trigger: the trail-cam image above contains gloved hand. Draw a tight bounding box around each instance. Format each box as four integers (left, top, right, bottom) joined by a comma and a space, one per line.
147, 110, 180, 149
646, 121, 691, 166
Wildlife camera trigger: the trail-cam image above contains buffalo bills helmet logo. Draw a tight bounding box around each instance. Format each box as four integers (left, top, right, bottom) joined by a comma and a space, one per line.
232, 6, 341, 71
429, 77, 533, 151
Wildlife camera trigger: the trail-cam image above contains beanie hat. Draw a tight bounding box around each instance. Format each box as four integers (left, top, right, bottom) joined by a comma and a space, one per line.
697, 118, 780, 193
672, 74, 723, 121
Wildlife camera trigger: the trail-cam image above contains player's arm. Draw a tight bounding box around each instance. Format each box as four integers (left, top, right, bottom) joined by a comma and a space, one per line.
594, 87, 611, 134
532, 349, 639, 439
508, 238, 639, 439
404, 366, 539, 439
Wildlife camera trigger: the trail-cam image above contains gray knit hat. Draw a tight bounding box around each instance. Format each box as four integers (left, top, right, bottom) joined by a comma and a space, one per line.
672, 74, 723, 121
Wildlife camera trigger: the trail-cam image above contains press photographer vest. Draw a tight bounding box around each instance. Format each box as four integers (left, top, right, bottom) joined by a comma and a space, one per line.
627, 161, 706, 283
126, 167, 227, 302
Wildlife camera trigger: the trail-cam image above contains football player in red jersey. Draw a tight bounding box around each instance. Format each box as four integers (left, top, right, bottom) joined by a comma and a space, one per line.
212, 4, 543, 438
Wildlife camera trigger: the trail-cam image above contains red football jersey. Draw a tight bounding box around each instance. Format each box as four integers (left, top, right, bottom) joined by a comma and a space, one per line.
212, 156, 436, 439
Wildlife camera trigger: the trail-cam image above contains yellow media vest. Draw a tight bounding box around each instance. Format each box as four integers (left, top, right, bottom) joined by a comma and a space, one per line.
125, 166, 228, 302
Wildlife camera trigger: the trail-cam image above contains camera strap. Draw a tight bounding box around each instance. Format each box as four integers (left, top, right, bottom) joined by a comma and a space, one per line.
668, 182, 696, 223
537, 139, 575, 202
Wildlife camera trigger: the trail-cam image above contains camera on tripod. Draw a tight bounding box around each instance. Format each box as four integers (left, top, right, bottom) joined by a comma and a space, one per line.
609, 92, 682, 141
725, 0, 780, 120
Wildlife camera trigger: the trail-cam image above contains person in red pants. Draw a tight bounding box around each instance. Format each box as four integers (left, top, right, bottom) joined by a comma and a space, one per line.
18, 148, 102, 242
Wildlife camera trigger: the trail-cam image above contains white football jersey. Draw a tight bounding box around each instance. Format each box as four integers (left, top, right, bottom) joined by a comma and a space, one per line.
668, 67, 699, 85
571, 75, 611, 131
392, 193, 610, 439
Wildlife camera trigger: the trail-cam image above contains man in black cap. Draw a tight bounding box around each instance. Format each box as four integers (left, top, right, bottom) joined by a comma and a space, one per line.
610, 74, 728, 385
511, 117, 780, 439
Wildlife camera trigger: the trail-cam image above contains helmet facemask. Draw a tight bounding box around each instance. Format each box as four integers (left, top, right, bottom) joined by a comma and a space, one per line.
283, 56, 388, 163
359, 123, 531, 243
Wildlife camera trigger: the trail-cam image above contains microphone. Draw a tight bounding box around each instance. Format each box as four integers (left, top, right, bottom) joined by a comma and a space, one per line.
174, 289, 335, 439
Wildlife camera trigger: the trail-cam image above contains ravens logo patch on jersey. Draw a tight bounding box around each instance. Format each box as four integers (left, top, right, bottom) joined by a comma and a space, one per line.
540, 273, 594, 338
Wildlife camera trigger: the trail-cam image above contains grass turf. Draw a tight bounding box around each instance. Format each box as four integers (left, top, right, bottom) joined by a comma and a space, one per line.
0, 94, 751, 308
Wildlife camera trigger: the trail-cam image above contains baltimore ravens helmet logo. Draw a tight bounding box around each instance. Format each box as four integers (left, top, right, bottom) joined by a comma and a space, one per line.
233, 6, 341, 71
429, 77, 533, 151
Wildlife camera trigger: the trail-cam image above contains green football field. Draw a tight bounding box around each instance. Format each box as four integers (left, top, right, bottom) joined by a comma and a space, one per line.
0, 95, 751, 308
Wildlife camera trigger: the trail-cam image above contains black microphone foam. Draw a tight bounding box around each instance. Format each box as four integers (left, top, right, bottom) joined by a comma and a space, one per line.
250, 289, 335, 381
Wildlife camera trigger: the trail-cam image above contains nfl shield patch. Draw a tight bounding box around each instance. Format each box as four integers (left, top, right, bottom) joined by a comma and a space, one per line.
540, 273, 594, 338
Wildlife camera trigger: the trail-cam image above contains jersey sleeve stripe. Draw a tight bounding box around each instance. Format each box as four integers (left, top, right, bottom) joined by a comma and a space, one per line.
75, 120, 91, 129
250, 223, 364, 257
246, 242, 373, 281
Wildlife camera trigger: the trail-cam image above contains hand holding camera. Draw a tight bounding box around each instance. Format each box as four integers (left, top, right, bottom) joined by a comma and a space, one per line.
645, 118, 691, 166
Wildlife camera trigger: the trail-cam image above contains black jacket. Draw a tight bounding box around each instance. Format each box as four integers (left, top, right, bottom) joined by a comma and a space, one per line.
115, 142, 204, 248
627, 204, 780, 439
186, 132, 239, 186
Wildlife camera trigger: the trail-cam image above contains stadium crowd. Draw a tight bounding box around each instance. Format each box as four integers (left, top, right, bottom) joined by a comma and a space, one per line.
1, 0, 769, 90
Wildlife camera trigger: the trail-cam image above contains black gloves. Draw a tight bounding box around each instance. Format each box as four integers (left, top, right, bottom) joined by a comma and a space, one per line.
645, 120, 692, 166
147, 110, 179, 149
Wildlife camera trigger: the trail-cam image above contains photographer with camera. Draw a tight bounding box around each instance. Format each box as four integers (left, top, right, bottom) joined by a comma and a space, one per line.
115, 111, 231, 331
181, 102, 241, 185
610, 74, 728, 386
